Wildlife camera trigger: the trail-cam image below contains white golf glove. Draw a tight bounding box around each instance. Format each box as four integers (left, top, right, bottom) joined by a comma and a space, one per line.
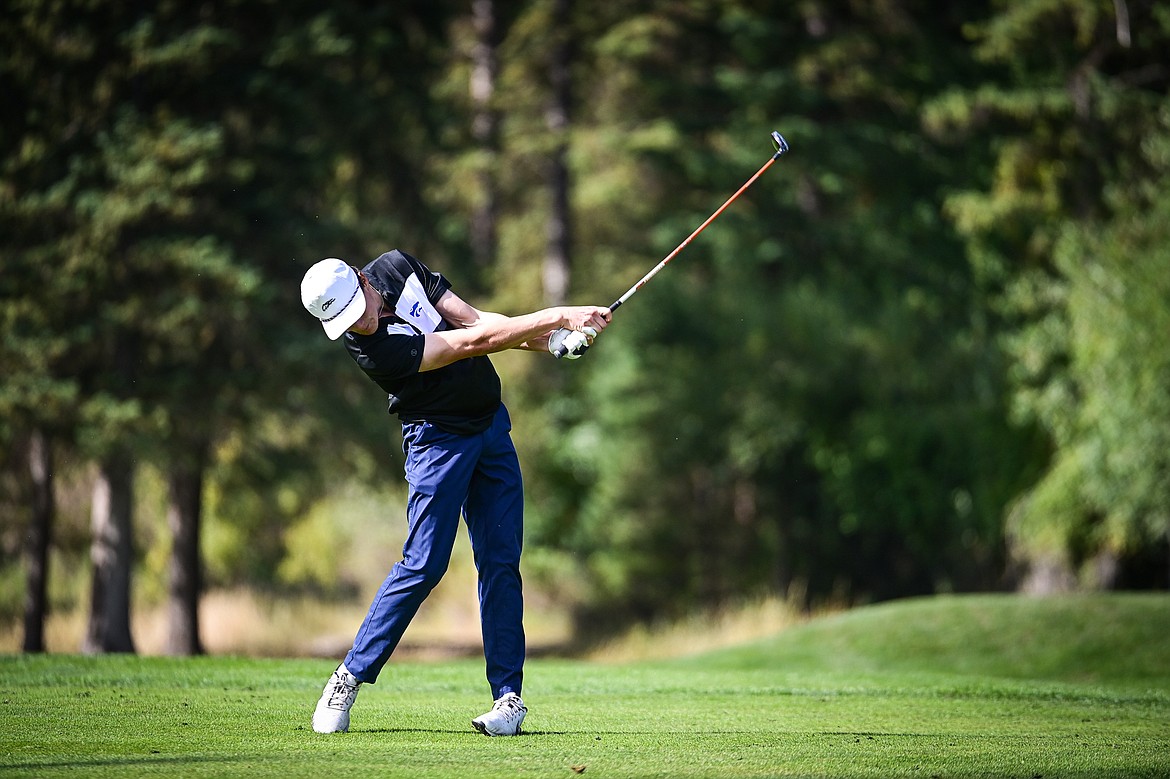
548, 326, 597, 359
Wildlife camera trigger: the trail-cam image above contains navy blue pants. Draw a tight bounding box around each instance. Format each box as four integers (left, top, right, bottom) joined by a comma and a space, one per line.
344, 404, 525, 699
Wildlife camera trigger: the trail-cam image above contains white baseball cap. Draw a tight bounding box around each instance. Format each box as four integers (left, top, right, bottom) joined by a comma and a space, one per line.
301, 258, 367, 340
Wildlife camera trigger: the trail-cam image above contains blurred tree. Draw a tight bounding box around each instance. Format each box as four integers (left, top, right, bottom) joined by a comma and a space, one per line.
517, 0, 1042, 633
1, 0, 459, 652
21, 431, 53, 652
924, 0, 1170, 589
166, 439, 207, 656
84, 449, 136, 653
543, 0, 573, 305
470, 0, 502, 279
8, 0, 1163, 652
0, 0, 88, 651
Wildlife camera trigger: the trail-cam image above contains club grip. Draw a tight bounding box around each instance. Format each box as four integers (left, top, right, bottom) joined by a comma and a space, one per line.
550, 327, 596, 359
553, 341, 591, 359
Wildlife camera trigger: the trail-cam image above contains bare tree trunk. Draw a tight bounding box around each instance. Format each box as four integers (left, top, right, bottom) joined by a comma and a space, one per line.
543, 0, 572, 305
166, 446, 206, 656
83, 449, 136, 654
1113, 0, 1131, 47
470, 0, 500, 277
22, 429, 53, 653
1018, 553, 1077, 595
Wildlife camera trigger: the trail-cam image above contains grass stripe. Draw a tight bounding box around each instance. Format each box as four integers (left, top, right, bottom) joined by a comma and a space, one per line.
1, 594, 1167, 778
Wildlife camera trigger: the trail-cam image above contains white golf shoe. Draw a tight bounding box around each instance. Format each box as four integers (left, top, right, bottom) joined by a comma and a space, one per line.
312, 663, 362, 733
471, 692, 527, 736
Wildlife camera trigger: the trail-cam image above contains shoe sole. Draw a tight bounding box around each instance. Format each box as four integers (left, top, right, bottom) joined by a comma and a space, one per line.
471, 718, 521, 737
312, 714, 349, 734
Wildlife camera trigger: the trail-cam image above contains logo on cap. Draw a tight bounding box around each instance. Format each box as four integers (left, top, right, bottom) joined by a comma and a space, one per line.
322, 298, 336, 312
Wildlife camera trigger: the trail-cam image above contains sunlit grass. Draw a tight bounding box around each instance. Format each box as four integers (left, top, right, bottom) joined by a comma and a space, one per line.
2, 594, 1167, 778
584, 592, 815, 663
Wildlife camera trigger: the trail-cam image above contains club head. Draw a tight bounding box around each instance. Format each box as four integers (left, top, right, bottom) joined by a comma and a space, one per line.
771, 131, 789, 158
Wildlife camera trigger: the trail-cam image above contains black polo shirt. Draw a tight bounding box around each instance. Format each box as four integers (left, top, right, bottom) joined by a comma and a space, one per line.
343, 250, 502, 435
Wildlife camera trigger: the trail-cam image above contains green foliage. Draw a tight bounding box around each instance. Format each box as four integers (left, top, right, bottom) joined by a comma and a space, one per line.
926, 0, 1170, 581
3, 0, 1169, 645
1009, 187, 1170, 573
1, 0, 454, 590
515, 0, 1038, 631
274, 483, 408, 596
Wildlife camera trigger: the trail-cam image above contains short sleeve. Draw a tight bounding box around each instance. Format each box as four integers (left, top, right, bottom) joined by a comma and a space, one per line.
364, 250, 451, 306
344, 323, 426, 385
395, 250, 451, 304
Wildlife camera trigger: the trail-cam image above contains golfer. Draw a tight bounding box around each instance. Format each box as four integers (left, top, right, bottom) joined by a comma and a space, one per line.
300, 250, 610, 736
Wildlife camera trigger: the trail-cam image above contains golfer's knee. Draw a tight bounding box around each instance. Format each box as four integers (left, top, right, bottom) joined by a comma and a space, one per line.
417, 557, 451, 589
479, 559, 521, 586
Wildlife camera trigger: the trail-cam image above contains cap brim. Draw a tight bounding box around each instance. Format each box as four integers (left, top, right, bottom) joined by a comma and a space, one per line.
321, 286, 368, 340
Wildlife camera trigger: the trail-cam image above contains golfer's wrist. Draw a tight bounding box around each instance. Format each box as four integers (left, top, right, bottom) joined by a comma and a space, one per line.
556, 306, 574, 330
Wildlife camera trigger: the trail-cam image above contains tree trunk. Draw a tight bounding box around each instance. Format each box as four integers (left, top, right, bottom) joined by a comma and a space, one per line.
470, 0, 500, 277
1018, 553, 1078, 595
543, 0, 572, 305
166, 446, 206, 656
83, 449, 136, 654
22, 429, 53, 653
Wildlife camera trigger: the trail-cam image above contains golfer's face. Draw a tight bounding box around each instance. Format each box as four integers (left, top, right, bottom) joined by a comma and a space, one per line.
347, 279, 384, 336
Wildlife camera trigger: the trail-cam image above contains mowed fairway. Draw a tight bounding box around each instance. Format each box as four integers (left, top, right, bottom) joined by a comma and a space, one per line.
2, 594, 1168, 778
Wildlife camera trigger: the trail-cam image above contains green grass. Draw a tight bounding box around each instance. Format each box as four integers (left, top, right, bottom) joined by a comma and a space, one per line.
2, 593, 1168, 778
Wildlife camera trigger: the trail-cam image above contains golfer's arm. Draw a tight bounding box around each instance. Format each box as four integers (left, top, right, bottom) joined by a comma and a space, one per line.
434, 290, 551, 351
420, 291, 560, 371
420, 310, 565, 371
466, 311, 551, 352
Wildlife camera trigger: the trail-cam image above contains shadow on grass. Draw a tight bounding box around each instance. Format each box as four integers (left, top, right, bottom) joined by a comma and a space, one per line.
4, 755, 247, 771
353, 728, 571, 736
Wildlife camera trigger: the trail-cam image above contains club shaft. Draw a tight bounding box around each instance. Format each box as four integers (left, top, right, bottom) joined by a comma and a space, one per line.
609, 153, 779, 312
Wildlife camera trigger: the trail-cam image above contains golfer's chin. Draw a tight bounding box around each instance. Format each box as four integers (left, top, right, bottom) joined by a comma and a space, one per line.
349, 318, 379, 336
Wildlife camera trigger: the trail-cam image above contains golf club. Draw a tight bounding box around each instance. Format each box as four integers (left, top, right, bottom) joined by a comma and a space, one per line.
553, 130, 789, 358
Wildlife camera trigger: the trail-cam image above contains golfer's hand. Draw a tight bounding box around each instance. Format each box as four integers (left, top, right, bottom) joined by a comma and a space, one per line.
562, 305, 610, 334
549, 306, 610, 359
